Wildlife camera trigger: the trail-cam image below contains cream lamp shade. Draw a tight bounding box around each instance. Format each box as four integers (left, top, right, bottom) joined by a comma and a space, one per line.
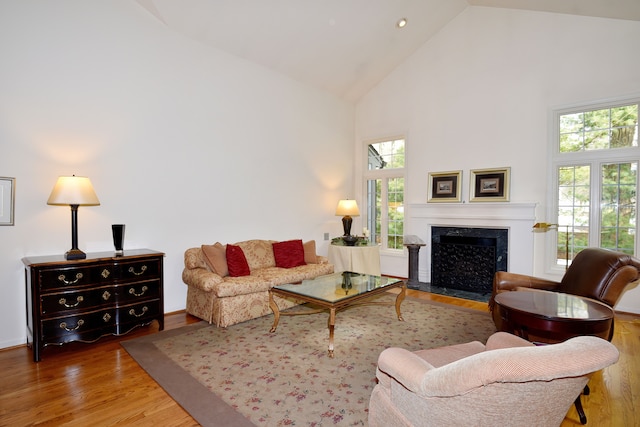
335, 199, 360, 217
47, 176, 100, 206
47, 175, 100, 260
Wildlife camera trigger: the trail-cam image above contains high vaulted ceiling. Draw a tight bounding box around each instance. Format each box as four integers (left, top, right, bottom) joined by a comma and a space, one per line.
136, 0, 640, 103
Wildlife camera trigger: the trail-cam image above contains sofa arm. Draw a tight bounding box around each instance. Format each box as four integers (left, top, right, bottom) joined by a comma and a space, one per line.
182, 267, 224, 293
317, 255, 330, 265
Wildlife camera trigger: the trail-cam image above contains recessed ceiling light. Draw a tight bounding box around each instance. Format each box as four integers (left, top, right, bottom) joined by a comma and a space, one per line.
396, 18, 407, 28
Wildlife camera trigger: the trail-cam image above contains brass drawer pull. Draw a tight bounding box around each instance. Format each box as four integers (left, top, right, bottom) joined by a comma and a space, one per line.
128, 265, 148, 276
58, 296, 84, 308
129, 286, 148, 297
58, 273, 83, 285
60, 319, 84, 331
101, 269, 110, 278
103, 313, 111, 322
128, 306, 148, 318
102, 290, 111, 300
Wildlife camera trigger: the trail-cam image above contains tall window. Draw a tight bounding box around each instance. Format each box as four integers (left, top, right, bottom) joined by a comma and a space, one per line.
365, 138, 405, 250
551, 99, 639, 268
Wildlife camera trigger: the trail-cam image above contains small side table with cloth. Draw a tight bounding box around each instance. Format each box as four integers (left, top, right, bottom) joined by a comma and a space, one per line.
328, 243, 381, 276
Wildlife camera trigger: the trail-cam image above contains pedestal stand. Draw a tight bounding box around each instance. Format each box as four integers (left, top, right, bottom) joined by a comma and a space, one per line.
404, 243, 426, 289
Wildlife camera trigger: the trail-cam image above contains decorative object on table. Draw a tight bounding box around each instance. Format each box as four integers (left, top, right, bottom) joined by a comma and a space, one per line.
0, 176, 15, 226
331, 236, 371, 246
363, 227, 370, 242
427, 170, 462, 203
112, 224, 125, 255
469, 167, 510, 202
532, 222, 570, 270
47, 175, 100, 260
340, 271, 353, 294
335, 199, 360, 245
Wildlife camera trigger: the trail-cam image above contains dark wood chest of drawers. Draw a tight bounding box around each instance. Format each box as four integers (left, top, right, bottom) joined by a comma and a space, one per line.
23, 249, 164, 362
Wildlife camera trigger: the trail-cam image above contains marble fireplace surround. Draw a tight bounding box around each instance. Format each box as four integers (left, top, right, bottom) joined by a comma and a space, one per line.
407, 203, 537, 285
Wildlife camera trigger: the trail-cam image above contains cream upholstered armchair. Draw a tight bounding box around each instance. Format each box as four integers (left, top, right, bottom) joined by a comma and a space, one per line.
368, 332, 619, 427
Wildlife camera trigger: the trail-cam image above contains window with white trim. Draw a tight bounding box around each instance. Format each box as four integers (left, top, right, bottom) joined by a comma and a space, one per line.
550, 98, 639, 269
365, 138, 405, 250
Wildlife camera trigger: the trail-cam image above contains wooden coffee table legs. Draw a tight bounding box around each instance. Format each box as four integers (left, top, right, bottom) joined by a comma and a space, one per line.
269, 287, 406, 358
326, 292, 405, 358
268, 291, 281, 333
394, 287, 406, 321
328, 308, 336, 357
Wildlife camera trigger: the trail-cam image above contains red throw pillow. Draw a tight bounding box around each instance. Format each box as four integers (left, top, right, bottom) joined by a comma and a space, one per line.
226, 244, 250, 277
273, 239, 306, 268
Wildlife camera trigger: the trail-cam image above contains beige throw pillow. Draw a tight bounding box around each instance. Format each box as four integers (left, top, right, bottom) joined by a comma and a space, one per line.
201, 242, 229, 277
303, 240, 317, 264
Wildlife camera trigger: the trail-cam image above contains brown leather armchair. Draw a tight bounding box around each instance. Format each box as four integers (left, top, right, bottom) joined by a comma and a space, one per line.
489, 248, 640, 333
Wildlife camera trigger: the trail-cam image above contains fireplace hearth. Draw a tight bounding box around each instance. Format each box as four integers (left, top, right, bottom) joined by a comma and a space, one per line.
431, 226, 508, 294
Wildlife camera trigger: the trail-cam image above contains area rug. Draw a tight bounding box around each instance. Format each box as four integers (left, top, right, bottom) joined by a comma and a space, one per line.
122, 295, 495, 427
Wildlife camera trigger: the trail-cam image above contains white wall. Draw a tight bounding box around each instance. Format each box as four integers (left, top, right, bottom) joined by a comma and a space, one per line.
0, 1, 354, 349
355, 7, 640, 313
2, 3, 640, 352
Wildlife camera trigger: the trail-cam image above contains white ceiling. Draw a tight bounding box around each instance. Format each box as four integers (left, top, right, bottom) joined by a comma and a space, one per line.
135, 0, 640, 103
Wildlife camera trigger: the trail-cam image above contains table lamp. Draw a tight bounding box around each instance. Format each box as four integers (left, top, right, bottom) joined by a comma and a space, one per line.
336, 199, 360, 245
47, 175, 100, 260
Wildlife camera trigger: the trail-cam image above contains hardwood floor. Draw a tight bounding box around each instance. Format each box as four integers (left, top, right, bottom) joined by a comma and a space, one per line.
1, 290, 638, 426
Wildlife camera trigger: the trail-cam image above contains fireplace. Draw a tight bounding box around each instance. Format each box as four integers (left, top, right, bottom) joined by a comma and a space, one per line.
406, 203, 535, 291
431, 226, 508, 294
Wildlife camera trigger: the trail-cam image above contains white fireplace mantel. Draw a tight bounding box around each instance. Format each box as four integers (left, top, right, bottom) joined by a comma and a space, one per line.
407, 203, 537, 283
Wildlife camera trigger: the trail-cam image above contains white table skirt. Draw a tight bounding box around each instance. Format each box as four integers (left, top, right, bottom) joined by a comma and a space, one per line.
328, 244, 381, 276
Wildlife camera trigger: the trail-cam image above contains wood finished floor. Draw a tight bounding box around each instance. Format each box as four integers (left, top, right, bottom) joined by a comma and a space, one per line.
1, 289, 638, 426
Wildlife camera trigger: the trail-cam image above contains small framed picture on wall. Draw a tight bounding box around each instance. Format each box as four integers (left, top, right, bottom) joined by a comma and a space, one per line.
428, 170, 462, 203
470, 167, 510, 202
0, 177, 15, 226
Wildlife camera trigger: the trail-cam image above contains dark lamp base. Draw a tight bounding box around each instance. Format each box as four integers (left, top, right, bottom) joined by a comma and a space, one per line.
65, 248, 87, 260
342, 235, 358, 246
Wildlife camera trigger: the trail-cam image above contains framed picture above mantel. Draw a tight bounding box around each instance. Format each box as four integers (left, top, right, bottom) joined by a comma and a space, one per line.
428, 170, 462, 203
470, 167, 510, 202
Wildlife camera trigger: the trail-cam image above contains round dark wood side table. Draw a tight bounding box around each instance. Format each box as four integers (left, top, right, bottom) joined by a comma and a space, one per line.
493, 290, 614, 343
493, 289, 615, 424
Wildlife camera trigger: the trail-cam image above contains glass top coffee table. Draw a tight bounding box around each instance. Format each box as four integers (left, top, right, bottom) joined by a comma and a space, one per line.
268, 272, 406, 357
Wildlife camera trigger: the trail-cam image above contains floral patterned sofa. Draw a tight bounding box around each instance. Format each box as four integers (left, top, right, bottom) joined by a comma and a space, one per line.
182, 239, 334, 327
